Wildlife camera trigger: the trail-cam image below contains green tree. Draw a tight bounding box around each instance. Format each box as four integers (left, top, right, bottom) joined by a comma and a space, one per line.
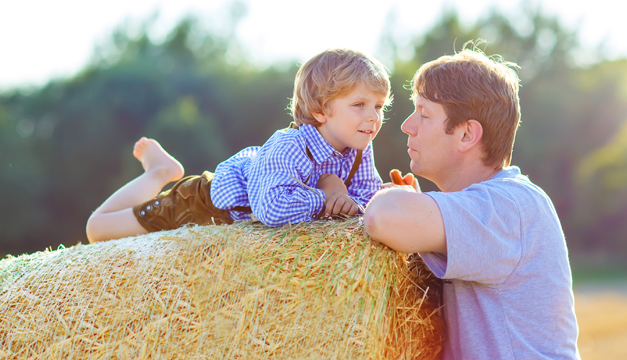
374, 4, 627, 263
0, 11, 294, 257
2, 3, 627, 268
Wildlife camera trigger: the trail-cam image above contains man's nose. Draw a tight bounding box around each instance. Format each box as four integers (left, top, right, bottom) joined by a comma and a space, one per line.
401, 115, 415, 135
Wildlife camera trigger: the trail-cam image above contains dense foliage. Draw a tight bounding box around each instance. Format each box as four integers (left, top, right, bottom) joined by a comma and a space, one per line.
1, 6, 626, 271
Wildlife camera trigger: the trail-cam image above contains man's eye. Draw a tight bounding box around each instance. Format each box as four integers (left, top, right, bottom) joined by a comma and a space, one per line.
354, 103, 364, 107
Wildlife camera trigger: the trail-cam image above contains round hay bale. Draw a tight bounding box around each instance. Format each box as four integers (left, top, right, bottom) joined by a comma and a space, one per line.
0, 219, 444, 359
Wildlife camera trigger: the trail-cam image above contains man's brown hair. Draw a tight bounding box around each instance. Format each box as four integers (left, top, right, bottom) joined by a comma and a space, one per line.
411, 41, 521, 169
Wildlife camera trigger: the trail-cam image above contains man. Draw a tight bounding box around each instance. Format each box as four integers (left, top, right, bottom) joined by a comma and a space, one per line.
363, 45, 580, 359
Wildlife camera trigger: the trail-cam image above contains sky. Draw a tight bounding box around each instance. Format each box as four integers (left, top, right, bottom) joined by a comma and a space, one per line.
1, 0, 626, 91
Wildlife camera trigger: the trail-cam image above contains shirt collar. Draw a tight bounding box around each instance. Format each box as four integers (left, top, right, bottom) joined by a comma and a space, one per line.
299, 124, 347, 164
489, 166, 529, 185
492, 165, 521, 180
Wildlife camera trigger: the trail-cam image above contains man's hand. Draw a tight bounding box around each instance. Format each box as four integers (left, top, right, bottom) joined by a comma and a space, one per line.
381, 169, 420, 191
318, 174, 358, 217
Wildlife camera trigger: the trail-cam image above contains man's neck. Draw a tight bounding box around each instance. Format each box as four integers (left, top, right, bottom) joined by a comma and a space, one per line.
435, 161, 503, 193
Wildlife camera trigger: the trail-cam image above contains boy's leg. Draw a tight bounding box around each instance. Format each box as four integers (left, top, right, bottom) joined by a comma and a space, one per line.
85, 208, 148, 243
86, 137, 184, 243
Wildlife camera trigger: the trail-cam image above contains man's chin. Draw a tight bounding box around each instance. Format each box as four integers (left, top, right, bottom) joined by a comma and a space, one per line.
409, 161, 420, 175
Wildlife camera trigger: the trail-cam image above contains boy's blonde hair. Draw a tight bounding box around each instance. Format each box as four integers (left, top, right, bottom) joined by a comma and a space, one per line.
290, 49, 392, 126
411, 42, 521, 169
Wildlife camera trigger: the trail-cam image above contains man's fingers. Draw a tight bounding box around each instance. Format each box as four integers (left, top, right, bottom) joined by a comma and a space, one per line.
403, 173, 420, 191
403, 173, 417, 189
391, 169, 417, 189
390, 169, 404, 185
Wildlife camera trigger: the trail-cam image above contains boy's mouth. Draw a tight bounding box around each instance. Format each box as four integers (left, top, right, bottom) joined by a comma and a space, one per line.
358, 130, 374, 134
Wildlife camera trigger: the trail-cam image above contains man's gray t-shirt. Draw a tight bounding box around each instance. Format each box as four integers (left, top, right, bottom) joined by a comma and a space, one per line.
421, 166, 580, 360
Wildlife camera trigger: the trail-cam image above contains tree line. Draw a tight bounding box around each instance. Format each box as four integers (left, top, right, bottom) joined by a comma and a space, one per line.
1, 5, 626, 273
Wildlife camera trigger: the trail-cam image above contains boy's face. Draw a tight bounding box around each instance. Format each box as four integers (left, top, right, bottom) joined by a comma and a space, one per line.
401, 96, 460, 181
314, 84, 386, 152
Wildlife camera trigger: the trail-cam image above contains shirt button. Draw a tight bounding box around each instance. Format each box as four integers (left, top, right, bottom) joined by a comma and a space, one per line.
311, 214, 317, 219
154, 200, 160, 206
146, 205, 153, 211
139, 210, 146, 217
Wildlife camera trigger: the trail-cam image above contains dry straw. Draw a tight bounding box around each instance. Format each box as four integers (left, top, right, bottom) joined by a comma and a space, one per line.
0, 218, 444, 359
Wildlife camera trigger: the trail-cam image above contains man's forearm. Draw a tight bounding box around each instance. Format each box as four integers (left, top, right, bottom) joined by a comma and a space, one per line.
363, 187, 447, 254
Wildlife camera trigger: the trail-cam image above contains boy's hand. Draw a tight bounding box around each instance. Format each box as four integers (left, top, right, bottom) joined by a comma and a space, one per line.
318, 174, 359, 216
325, 193, 359, 216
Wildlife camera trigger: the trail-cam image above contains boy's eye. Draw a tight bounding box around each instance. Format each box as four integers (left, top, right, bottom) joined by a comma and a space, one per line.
353, 103, 364, 107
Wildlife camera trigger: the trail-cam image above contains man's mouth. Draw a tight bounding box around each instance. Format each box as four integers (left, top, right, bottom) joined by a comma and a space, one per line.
358, 130, 374, 134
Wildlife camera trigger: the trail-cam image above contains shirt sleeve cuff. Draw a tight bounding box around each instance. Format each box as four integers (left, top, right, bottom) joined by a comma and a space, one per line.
419, 252, 448, 278
348, 195, 366, 214
303, 188, 326, 219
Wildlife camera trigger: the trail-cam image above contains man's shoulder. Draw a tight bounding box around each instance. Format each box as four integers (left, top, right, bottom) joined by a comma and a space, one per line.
482, 166, 553, 208
458, 166, 563, 237
426, 166, 554, 228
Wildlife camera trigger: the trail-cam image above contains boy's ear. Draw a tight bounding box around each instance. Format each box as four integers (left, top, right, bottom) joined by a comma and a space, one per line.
311, 112, 327, 124
458, 119, 483, 153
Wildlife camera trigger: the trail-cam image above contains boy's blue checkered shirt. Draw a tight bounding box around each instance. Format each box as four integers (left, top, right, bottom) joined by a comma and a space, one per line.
210, 124, 382, 226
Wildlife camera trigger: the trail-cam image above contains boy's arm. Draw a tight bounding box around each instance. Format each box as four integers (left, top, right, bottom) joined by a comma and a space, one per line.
247, 142, 327, 226
362, 186, 447, 254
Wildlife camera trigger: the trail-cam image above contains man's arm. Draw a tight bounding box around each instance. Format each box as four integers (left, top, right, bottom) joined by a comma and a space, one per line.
362, 187, 447, 254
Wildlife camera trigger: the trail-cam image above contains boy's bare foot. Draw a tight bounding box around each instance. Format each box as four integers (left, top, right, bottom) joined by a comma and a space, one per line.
133, 137, 184, 183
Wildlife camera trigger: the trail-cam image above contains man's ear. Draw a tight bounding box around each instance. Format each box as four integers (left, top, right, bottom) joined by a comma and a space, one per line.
458, 119, 483, 153
311, 112, 327, 124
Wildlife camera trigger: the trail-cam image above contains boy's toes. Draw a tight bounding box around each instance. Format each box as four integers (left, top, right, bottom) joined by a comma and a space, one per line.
133, 137, 148, 157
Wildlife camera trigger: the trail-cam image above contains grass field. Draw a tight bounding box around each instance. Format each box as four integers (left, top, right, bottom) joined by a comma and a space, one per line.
574, 280, 627, 360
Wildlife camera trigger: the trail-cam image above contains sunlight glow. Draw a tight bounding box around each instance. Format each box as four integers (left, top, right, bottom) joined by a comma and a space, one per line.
1, 0, 625, 91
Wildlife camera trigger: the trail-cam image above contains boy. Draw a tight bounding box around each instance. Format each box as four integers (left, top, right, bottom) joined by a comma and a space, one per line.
363, 45, 580, 359
86, 48, 390, 243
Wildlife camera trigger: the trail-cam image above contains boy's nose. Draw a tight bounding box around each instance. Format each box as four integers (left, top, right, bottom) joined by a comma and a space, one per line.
366, 108, 380, 122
